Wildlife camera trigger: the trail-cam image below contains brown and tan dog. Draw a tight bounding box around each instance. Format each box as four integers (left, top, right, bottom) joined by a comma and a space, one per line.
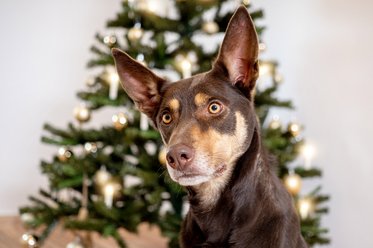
112, 6, 306, 248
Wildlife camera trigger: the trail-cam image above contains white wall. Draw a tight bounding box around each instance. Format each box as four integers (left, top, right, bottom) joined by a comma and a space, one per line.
0, 0, 119, 211
253, 1, 373, 248
1, 1, 373, 248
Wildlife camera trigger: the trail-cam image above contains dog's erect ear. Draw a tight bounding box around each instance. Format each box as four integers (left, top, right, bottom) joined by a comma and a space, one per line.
214, 6, 259, 98
112, 48, 165, 120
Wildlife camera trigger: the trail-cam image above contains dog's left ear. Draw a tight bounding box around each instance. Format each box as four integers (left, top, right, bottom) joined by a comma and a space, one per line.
213, 6, 259, 99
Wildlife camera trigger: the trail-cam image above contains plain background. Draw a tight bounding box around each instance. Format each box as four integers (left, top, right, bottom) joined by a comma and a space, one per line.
1, 0, 372, 248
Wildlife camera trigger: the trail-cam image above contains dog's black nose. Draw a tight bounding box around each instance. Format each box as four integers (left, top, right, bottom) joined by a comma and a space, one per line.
166, 144, 195, 170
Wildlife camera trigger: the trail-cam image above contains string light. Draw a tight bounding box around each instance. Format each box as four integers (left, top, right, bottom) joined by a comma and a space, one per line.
180, 58, 192, 78
298, 197, 314, 219
302, 143, 316, 169
284, 172, 302, 195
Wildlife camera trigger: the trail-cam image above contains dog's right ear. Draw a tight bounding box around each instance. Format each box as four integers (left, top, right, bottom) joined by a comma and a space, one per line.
112, 48, 165, 120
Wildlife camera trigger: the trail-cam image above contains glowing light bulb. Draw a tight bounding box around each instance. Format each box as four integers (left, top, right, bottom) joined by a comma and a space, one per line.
180, 58, 192, 78
302, 144, 316, 169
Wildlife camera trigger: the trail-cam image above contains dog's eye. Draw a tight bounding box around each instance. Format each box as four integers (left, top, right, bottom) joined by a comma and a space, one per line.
208, 102, 222, 114
162, 113, 173, 124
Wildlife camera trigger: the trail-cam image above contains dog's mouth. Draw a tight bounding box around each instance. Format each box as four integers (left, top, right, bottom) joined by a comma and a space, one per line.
171, 164, 227, 186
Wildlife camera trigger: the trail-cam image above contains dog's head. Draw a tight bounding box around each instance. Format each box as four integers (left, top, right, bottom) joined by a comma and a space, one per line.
113, 6, 259, 187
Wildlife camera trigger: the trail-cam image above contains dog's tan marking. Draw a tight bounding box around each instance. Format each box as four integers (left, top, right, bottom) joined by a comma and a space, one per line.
194, 93, 210, 107
168, 98, 180, 112
191, 112, 248, 208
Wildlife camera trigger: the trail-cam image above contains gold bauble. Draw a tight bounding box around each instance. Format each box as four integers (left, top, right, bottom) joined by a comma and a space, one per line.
103, 35, 117, 47
112, 113, 128, 131
202, 21, 219, 34
20, 213, 34, 226
85, 76, 95, 87
274, 72, 284, 84
269, 115, 282, 130
21, 233, 38, 247
84, 142, 98, 154
127, 24, 143, 42
73, 105, 91, 123
158, 146, 167, 165
57, 147, 73, 162
66, 237, 84, 248
242, 0, 251, 5
287, 122, 301, 137
284, 173, 302, 195
94, 166, 111, 186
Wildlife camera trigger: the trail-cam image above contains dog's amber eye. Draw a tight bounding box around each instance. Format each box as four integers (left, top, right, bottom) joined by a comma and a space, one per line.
208, 102, 222, 114
162, 113, 173, 124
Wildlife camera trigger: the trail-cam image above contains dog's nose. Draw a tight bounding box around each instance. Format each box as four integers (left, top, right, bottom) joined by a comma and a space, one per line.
166, 144, 195, 170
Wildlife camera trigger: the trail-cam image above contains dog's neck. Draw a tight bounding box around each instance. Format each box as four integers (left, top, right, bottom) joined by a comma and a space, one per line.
186, 125, 264, 212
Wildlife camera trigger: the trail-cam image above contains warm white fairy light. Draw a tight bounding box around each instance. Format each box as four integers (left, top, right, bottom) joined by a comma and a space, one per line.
180, 58, 192, 78
147, 0, 158, 12
104, 183, 115, 208
298, 197, 314, 219
109, 71, 120, 100
259, 42, 266, 52
284, 172, 302, 195
302, 143, 316, 169
259, 60, 275, 77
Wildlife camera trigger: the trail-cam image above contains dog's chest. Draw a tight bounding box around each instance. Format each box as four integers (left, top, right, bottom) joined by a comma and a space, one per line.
189, 191, 235, 244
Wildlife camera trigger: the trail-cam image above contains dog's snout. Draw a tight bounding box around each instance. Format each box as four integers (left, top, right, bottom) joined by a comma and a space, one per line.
166, 144, 194, 170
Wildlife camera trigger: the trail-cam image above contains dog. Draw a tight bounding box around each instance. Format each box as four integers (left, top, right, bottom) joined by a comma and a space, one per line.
112, 6, 307, 248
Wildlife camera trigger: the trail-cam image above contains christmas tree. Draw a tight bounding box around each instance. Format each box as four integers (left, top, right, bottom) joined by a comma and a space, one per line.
19, 0, 330, 247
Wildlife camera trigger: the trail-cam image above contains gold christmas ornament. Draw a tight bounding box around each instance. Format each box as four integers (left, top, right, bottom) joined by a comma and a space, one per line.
284, 173, 302, 195
20, 213, 35, 226
21, 233, 38, 247
73, 105, 91, 123
112, 113, 128, 131
66, 237, 85, 248
85, 76, 95, 87
287, 122, 301, 137
84, 142, 98, 154
158, 146, 167, 165
242, 0, 251, 5
103, 35, 117, 46
94, 166, 111, 186
57, 147, 73, 162
202, 21, 219, 34
274, 72, 284, 84
127, 23, 144, 42
298, 197, 315, 219
269, 115, 282, 129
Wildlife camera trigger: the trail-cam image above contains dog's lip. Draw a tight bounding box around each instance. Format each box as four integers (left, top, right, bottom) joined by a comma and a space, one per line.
175, 164, 227, 180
